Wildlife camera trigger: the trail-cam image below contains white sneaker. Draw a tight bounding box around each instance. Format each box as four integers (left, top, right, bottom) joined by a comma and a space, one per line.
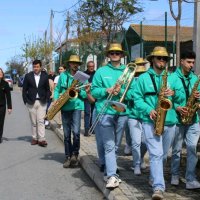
186, 180, 200, 189
45, 120, 49, 126
106, 176, 120, 189
104, 175, 121, 183
134, 166, 141, 175
124, 144, 132, 155
171, 175, 179, 186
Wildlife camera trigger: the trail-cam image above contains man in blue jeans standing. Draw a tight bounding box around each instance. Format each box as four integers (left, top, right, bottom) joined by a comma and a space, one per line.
84, 61, 96, 136
91, 43, 128, 189
171, 50, 200, 189
54, 55, 87, 168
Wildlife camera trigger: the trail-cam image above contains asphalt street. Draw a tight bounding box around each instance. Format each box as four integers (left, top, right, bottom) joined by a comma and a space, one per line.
0, 88, 103, 200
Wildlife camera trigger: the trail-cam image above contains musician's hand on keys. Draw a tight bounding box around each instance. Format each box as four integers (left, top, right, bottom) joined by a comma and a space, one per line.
85, 85, 91, 94
150, 110, 157, 120
194, 91, 200, 99
176, 106, 188, 116
164, 88, 174, 96
106, 87, 114, 94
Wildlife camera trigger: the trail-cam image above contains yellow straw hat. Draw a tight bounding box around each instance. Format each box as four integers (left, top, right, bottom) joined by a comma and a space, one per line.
67, 55, 83, 65
146, 46, 172, 62
105, 43, 126, 56
133, 58, 148, 73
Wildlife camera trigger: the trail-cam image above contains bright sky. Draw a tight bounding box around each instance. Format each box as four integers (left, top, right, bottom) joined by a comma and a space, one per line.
0, 0, 194, 71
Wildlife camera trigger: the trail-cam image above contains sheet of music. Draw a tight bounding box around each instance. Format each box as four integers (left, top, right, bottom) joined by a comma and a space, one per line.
73, 71, 90, 83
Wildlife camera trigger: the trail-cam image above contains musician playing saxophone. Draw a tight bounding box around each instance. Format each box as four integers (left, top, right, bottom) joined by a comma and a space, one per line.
171, 50, 200, 189
54, 55, 87, 168
91, 43, 129, 189
133, 47, 184, 200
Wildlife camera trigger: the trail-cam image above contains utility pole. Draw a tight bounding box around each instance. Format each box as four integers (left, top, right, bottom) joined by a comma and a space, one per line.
193, 0, 200, 74
66, 11, 70, 51
169, 0, 182, 67
49, 9, 54, 72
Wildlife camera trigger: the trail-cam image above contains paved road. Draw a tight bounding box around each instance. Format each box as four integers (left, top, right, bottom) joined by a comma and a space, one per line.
0, 88, 103, 200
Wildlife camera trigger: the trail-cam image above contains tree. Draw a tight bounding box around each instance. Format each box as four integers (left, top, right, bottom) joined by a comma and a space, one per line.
72, 0, 142, 66
21, 35, 54, 71
5, 56, 25, 76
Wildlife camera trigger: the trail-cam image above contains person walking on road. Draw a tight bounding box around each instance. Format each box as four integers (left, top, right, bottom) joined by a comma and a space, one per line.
84, 61, 96, 136
134, 47, 185, 200
0, 68, 12, 143
54, 55, 87, 168
22, 60, 50, 147
171, 50, 200, 189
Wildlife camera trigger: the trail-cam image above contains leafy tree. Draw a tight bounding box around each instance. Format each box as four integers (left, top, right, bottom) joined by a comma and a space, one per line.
72, 0, 142, 66
5, 56, 25, 76
21, 35, 54, 71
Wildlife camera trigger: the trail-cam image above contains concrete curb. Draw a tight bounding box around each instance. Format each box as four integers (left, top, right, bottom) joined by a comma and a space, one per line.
49, 120, 129, 200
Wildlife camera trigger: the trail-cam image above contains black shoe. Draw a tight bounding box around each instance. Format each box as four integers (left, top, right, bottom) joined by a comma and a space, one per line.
63, 157, 71, 168
70, 154, 79, 166
0, 138, 2, 144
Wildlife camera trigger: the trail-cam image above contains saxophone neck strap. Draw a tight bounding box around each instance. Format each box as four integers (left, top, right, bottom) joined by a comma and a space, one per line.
180, 77, 190, 100
145, 73, 158, 96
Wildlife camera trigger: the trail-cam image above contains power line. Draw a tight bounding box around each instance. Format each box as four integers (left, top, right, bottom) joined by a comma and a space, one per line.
53, 0, 83, 14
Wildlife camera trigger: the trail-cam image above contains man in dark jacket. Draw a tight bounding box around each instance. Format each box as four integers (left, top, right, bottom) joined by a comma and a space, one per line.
84, 61, 96, 136
22, 60, 50, 147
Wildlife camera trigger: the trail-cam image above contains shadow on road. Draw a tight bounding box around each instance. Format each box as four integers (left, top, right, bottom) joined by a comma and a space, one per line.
2, 136, 32, 143
40, 152, 65, 164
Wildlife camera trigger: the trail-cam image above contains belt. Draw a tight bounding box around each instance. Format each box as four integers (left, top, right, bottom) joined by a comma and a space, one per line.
36, 98, 40, 100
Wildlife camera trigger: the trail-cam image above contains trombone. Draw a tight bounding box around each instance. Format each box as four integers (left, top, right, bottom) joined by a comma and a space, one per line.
88, 62, 137, 134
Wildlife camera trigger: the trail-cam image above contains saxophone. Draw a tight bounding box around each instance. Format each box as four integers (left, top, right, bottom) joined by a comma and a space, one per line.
181, 75, 200, 125
45, 79, 79, 120
154, 67, 172, 136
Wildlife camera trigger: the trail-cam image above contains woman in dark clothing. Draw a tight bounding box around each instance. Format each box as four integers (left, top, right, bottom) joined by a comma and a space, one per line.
0, 68, 12, 143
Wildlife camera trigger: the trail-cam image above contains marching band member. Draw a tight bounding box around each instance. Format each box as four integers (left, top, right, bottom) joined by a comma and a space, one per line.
171, 50, 200, 189
54, 55, 87, 168
125, 58, 148, 175
91, 43, 128, 189
133, 47, 184, 200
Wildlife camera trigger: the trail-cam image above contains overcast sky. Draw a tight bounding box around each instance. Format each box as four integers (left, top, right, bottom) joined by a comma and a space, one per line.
0, 0, 194, 71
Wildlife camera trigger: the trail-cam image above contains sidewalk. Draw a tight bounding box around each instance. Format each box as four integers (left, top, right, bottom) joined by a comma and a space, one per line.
50, 119, 200, 200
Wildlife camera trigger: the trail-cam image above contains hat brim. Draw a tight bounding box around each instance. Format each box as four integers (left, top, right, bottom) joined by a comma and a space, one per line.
105, 50, 128, 57
146, 55, 172, 62
67, 61, 83, 65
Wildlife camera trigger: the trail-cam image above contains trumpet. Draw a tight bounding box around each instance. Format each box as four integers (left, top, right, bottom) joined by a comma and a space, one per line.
88, 62, 137, 134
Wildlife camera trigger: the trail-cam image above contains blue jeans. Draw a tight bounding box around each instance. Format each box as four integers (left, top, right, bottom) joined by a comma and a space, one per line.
125, 125, 132, 147
142, 122, 176, 191
93, 108, 105, 166
84, 99, 94, 132
61, 110, 82, 158
171, 123, 200, 182
99, 114, 128, 177
128, 118, 147, 167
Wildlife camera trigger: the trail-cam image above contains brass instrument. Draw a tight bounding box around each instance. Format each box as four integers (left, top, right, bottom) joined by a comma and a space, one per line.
111, 63, 137, 112
88, 63, 137, 134
154, 67, 172, 135
45, 79, 79, 120
181, 75, 200, 125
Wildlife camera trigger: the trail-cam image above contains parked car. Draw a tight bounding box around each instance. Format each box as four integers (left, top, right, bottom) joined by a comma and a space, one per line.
4, 74, 13, 90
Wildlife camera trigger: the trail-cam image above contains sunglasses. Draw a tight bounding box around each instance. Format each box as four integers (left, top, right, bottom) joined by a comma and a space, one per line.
109, 51, 122, 56
155, 56, 168, 62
